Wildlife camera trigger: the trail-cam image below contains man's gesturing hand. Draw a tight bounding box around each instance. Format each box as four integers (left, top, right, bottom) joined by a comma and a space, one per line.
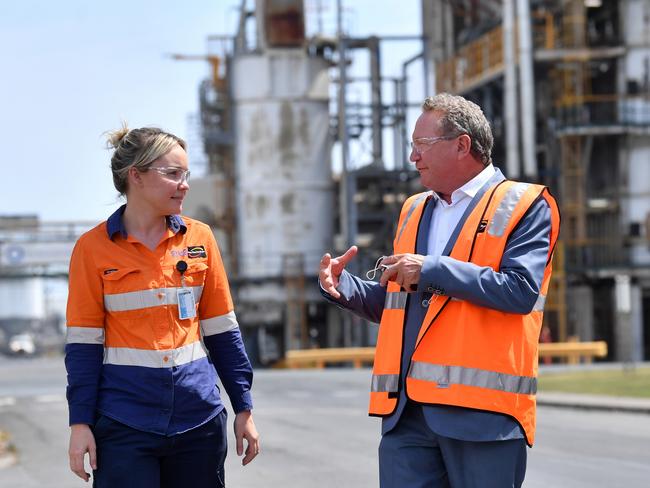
318, 246, 358, 298
378, 253, 425, 291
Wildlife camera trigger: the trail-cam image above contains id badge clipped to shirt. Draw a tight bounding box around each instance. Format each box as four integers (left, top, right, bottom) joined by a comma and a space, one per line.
177, 287, 196, 320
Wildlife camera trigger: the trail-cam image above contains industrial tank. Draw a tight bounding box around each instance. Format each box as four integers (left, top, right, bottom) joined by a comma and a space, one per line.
231, 51, 333, 285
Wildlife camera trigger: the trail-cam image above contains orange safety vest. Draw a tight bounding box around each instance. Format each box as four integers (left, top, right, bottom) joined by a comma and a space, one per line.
369, 180, 560, 446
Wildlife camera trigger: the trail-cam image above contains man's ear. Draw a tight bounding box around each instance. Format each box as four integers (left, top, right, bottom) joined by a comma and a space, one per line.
456, 134, 472, 158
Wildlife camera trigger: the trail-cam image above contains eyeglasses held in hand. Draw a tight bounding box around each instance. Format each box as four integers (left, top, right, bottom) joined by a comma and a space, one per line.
366, 256, 389, 280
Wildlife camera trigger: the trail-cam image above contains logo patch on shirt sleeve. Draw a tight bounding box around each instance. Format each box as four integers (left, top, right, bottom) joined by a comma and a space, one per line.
187, 245, 207, 258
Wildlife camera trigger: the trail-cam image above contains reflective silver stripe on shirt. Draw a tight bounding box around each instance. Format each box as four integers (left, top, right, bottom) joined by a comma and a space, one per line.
104, 286, 203, 312
103, 341, 207, 368
396, 193, 430, 245
66, 326, 105, 345
371, 374, 400, 393
408, 361, 537, 395
201, 311, 239, 336
384, 291, 408, 310
532, 294, 546, 312
488, 182, 531, 237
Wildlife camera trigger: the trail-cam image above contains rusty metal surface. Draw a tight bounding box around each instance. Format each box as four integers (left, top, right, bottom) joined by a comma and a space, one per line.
264, 0, 305, 47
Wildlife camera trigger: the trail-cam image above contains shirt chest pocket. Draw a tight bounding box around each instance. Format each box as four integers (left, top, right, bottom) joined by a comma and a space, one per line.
101, 268, 152, 317
101, 267, 142, 295
177, 262, 209, 289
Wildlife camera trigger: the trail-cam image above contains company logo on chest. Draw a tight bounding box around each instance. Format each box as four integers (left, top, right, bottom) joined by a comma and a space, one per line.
169, 245, 207, 259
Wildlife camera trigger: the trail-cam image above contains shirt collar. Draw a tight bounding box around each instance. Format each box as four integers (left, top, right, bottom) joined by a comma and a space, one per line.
434, 164, 496, 206
106, 204, 187, 240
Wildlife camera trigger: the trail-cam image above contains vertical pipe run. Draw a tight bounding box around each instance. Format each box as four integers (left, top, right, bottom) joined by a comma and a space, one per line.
393, 79, 404, 170
503, 0, 520, 178
401, 52, 424, 169
336, 0, 353, 249
517, 0, 537, 179
337, 0, 354, 347
368, 36, 384, 168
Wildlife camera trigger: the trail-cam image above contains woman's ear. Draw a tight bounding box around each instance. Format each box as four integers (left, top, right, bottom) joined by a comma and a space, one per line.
128, 166, 144, 189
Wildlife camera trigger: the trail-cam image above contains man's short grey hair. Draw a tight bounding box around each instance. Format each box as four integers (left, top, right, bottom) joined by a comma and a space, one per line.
422, 93, 493, 166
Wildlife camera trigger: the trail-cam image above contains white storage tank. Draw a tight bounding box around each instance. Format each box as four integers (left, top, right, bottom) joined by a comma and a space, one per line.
0, 277, 45, 319
231, 50, 333, 283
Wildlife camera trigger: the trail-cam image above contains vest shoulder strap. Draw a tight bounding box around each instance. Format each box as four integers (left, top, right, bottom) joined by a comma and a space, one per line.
394, 192, 431, 252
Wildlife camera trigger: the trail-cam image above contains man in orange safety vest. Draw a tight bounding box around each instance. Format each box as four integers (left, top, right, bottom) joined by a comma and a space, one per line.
319, 93, 559, 488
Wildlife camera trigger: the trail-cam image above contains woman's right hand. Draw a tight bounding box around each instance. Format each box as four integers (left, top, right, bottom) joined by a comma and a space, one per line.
68, 424, 97, 482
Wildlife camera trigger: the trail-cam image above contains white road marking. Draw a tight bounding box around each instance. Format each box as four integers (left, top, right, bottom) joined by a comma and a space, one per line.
34, 395, 66, 404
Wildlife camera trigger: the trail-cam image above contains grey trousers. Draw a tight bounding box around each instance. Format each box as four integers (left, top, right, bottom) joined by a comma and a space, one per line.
378, 404, 527, 488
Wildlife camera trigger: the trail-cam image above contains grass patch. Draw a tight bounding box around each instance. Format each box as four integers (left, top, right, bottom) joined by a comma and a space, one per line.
538, 367, 650, 398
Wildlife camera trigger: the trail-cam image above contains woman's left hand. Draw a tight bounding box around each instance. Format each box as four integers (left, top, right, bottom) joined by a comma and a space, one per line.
234, 410, 260, 466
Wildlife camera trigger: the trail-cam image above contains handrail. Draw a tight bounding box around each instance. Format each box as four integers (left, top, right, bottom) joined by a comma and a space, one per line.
280, 341, 608, 368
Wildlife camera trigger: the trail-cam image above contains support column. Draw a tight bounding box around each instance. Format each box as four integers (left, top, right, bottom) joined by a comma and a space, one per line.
614, 274, 635, 362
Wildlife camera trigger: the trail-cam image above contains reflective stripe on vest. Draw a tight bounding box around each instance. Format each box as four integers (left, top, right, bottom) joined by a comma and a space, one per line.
371, 374, 400, 393
396, 193, 430, 246
408, 361, 537, 395
104, 286, 204, 312
532, 294, 546, 312
384, 291, 408, 310
488, 182, 531, 237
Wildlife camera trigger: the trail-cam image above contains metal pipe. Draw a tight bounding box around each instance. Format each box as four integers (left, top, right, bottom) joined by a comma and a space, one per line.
393, 79, 404, 170
517, 0, 537, 179
368, 36, 383, 168
234, 0, 249, 54
337, 0, 357, 347
400, 52, 424, 169
503, 0, 520, 178
336, 0, 356, 252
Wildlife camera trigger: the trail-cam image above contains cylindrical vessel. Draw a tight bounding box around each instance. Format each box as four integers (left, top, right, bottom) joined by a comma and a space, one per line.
232, 51, 333, 282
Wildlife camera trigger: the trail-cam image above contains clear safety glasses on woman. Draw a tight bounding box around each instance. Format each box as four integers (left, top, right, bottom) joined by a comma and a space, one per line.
147, 167, 191, 184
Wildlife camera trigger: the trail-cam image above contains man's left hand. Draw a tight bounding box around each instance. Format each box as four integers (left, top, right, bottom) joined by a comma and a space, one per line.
379, 254, 425, 290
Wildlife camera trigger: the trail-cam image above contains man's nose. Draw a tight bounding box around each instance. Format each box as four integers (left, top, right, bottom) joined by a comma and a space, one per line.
409, 148, 419, 163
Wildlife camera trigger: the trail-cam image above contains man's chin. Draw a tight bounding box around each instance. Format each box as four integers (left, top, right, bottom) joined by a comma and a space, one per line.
419, 177, 434, 191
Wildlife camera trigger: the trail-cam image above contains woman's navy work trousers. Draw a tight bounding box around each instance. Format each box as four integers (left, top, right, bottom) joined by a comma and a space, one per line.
92, 409, 227, 488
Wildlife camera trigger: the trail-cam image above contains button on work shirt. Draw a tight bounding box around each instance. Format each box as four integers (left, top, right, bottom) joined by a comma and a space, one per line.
65, 205, 253, 435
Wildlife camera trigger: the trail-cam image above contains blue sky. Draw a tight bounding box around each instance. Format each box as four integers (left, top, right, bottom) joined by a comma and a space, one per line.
1, 0, 421, 222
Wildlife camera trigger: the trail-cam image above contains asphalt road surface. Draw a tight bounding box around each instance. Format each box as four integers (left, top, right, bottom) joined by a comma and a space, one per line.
1, 357, 648, 487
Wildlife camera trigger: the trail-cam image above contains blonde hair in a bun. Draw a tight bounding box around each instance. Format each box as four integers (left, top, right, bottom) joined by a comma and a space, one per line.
104, 123, 186, 195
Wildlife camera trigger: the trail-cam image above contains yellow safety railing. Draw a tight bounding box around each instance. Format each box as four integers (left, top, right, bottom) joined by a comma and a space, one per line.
280, 341, 608, 369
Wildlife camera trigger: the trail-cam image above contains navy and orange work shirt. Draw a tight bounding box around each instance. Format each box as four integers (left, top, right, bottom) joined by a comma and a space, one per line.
65, 205, 253, 435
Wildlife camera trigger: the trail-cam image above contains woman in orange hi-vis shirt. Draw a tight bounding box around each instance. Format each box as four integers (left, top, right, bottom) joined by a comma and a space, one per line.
65, 125, 259, 487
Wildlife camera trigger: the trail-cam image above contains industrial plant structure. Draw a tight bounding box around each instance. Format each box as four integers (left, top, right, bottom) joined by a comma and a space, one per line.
180, 0, 650, 365
3, 1, 648, 365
